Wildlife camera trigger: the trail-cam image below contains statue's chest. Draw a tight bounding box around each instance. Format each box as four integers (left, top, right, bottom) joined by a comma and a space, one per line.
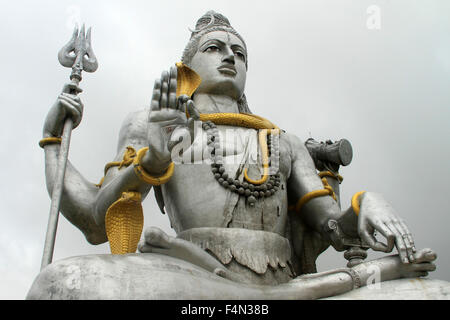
185, 126, 290, 174
186, 125, 255, 162
174, 126, 290, 233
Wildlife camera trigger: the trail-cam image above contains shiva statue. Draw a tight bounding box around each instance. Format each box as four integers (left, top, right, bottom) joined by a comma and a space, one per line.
28, 11, 441, 300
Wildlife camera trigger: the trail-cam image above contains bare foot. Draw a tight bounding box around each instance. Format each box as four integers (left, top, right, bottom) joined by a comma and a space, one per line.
353, 248, 437, 285
398, 248, 437, 278
138, 227, 172, 252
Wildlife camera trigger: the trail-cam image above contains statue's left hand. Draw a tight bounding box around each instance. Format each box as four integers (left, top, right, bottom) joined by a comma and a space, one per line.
357, 192, 417, 264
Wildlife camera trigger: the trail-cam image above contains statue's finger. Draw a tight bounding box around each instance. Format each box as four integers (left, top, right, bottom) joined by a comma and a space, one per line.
372, 222, 395, 252
187, 100, 200, 120
168, 81, 177, 109
398, 219, 416, 253
395, 220, 415, 262
160, 71, 169, 108
359, 229, 387, 252
177, 95, 189, 112
385, 222, 409, 263
62, 82, 83, 94
169, 65, 178, 90
58, 95, 83, 116
150, 79, 162, 111
160, 81, 168, 109
168, 66, 178, 109
59, 100, 82, 127
60, 92, 81, 103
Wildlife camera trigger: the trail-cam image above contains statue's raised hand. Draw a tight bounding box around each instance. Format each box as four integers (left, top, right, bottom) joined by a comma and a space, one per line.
43, 83, 83, 138
144, 66, 199, 175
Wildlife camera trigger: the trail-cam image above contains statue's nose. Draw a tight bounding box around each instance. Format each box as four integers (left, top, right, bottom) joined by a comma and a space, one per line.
222, 52, 235, 65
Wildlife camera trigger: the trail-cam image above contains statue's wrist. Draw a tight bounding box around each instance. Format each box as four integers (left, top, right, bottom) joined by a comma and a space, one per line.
133, 147, 174, 186
140, 151, 171, 177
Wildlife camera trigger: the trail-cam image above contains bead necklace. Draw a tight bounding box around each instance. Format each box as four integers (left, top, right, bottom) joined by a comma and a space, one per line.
203, 121, 280, 206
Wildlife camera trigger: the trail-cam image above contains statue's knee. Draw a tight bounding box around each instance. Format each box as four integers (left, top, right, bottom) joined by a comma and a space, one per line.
26, 258, 82, 300
26, 256, 108, 300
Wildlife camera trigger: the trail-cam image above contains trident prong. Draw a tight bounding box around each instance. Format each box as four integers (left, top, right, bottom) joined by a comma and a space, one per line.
41, 24, 99, 270
58, 24, 98, 82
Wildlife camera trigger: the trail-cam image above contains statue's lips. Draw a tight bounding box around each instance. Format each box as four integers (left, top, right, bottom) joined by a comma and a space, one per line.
217, 65, 237, 76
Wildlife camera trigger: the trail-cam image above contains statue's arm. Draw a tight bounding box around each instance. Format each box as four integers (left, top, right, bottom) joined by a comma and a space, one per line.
42, 83, 106, 244
285, 133, 417, 263
43, 144, 106, 244
42, 82, 152, 244
43, 108, 152, 245
285, 132, 342, 235
92, 109, 153, 227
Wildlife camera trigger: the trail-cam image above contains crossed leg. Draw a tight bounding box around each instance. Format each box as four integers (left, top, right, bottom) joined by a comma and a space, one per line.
26, 242, 436, 300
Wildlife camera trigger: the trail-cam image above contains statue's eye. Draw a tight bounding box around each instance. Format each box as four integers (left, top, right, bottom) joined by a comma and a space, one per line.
235, 51, 246, 61
206, 45, 220, 52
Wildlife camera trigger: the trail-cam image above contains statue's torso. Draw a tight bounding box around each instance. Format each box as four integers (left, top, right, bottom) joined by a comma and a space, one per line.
160, 125, 296, 283
161, 125, 293, 237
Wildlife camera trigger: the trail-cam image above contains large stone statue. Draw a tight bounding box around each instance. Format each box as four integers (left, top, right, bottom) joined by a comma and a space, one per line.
28, 11, 446, 300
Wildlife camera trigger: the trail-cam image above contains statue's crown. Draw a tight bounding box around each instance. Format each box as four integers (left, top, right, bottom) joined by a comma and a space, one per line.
188, 10, 246, 51
191, 10, 232, 34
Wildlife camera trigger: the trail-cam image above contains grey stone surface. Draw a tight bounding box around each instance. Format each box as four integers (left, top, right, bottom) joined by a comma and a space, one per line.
325, 278, 450, 300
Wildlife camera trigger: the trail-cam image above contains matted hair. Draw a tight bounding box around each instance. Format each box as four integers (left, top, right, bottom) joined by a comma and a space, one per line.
181, 11, 252, 114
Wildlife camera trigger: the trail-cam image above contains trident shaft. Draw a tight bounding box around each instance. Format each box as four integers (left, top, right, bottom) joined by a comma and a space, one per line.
40, 25, 98, 270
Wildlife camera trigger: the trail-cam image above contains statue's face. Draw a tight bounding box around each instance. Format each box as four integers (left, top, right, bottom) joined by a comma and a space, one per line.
189, 30, 247, 100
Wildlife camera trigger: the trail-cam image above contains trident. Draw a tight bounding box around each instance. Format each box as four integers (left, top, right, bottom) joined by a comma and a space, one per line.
40, 25, 98, 270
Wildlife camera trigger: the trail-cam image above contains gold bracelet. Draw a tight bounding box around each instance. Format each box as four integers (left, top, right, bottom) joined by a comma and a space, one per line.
133, 147, 174, 186
104, 146, 137, 175
351, 191, 366, 216
39, 137, 62, 148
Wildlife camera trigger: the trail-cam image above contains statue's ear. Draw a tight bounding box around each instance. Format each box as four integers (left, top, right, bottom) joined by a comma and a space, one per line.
176, 62, 202, 97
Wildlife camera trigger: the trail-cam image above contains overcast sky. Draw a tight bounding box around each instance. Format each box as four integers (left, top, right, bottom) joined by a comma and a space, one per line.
0, 0, 449, 299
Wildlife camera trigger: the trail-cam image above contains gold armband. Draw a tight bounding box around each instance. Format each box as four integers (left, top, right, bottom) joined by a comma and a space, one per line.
39, 137, 62, 148
295, 188, 333, 212
96, 146, 137, 188
351, 191, 366, 216
104, 146, 137, 174
318, 171, 344, 183
293, 177, 338, 212
133, 147, 174, 186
